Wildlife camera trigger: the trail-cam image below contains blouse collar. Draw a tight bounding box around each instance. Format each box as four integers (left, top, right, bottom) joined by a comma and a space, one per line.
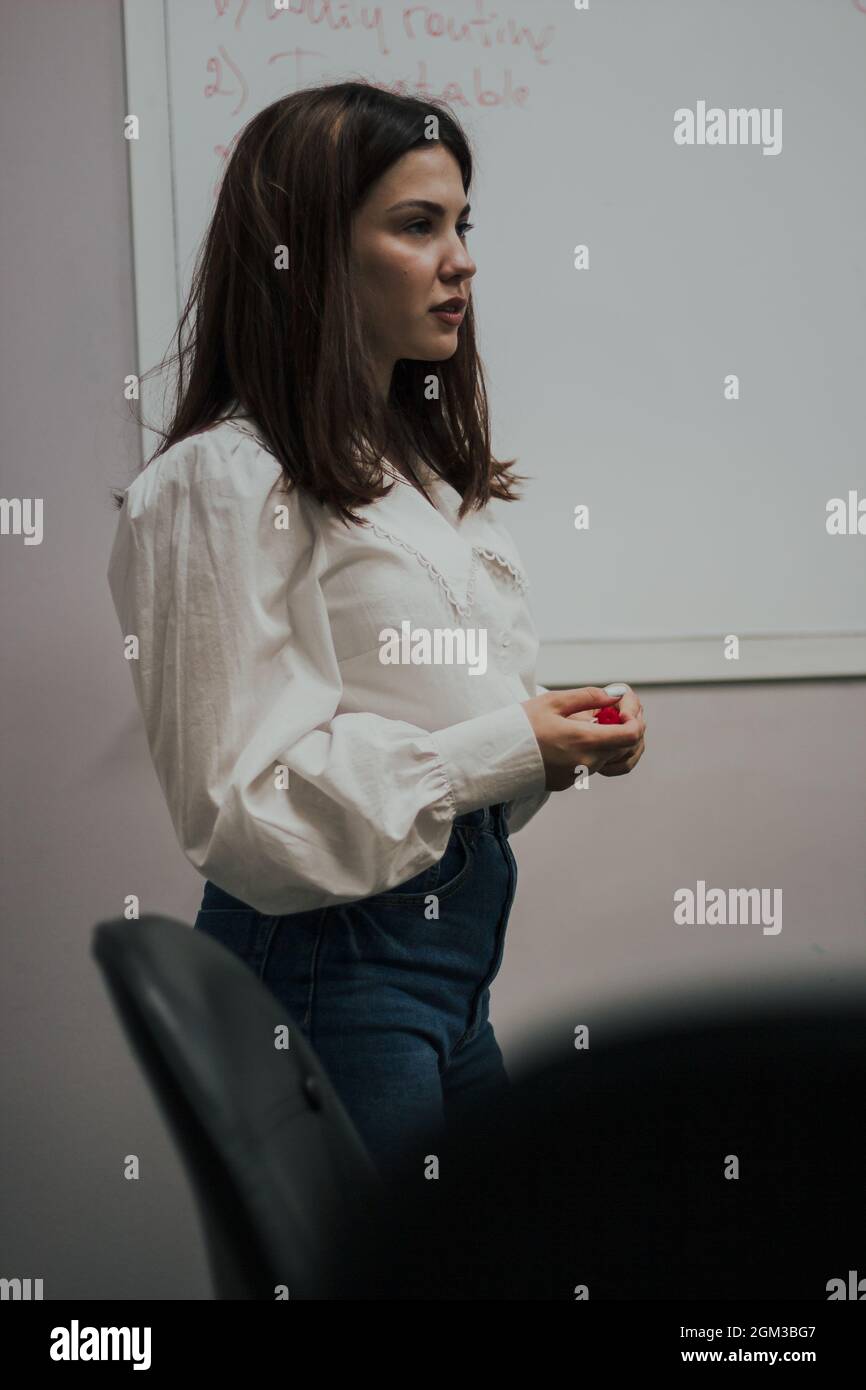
352, 468, 530, 621
220, 419, 529, 620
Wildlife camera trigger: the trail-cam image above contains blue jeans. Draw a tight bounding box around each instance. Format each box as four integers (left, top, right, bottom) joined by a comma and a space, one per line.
193, 803, 518, 1182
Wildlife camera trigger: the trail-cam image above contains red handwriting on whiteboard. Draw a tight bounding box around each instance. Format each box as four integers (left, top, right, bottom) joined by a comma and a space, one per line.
213, 0, 251, 26
263, 0, 555, 66
204, 45, 249, 116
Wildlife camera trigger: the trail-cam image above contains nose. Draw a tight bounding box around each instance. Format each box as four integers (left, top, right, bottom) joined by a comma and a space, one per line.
441, 248, 475, 289
442, 227, 475, 269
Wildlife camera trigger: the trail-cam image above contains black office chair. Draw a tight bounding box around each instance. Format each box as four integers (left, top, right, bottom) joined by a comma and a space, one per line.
93, 914, 385, 1300
332, 971, 866, 1300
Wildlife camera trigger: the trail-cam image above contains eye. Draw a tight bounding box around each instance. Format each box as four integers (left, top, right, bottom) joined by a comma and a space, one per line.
405, 219, 475, 238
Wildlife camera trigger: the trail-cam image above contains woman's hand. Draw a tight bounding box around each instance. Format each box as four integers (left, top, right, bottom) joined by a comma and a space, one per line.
521, 686, 646, 791
581, 683, 646, 777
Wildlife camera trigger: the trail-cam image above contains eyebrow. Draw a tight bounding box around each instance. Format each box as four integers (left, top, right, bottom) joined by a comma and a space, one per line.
385, 199, 471, 217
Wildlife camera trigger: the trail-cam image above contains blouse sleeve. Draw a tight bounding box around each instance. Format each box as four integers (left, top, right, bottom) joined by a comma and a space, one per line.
504, 684, 552, 835
107, 433, 547, 915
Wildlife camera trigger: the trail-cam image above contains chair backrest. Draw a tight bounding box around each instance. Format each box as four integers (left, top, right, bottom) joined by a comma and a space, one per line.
93, 914, 385, 1300
336, 971, 866, 1300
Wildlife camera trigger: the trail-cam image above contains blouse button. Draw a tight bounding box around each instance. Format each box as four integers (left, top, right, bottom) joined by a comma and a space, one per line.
481, 741, 495, 759
499, 631, 511, 647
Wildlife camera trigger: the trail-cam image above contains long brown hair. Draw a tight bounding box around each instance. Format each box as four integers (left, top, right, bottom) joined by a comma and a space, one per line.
113, 80, 529, 526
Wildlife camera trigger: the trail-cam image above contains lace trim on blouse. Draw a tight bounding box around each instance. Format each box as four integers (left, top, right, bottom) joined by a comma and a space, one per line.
365, 521, 529, 621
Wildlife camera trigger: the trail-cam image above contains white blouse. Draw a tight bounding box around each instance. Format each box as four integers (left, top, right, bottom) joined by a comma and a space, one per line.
107, 418, 550, 915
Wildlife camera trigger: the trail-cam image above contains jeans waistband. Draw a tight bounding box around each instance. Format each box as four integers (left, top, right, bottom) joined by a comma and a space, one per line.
453, 802, 509, 834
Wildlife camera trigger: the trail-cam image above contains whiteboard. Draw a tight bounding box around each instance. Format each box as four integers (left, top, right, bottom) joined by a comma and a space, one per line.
122, 0, 866, 683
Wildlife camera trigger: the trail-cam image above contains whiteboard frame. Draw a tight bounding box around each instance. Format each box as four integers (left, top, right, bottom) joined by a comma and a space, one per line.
538, 632, 866, 687
122, 0, 178, 467
122, 1, 865, 683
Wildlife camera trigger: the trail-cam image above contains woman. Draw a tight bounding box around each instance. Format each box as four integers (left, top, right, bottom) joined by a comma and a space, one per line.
108, 81, 645, 1182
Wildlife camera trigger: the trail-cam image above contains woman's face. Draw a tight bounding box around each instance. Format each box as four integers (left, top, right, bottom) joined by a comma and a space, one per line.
350, 145, 476, 397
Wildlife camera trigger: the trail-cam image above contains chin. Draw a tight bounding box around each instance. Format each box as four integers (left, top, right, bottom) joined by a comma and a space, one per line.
398, 329, 461, 363
423, 335, 461, 360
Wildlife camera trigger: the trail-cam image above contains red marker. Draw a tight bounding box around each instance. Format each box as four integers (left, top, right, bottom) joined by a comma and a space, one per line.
596, 704, 625, 725
596, 682, 629, 723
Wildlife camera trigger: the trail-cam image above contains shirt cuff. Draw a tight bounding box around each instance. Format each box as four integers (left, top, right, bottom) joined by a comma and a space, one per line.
428, 702, 547, 817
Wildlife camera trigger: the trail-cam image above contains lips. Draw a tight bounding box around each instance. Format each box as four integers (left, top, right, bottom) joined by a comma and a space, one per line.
430, 299, 466, 311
